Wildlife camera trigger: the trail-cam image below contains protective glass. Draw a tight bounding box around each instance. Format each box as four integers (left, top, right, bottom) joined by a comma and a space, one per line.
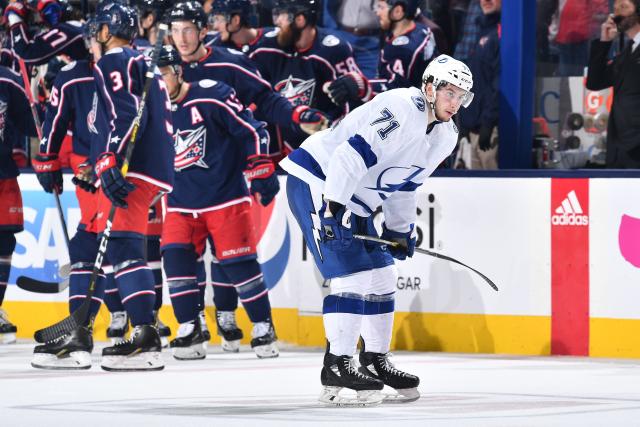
437, 86, 474, 108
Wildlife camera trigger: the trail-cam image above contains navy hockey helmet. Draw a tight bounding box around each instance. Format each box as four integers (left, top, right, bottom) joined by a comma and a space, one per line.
211, 0, 258, 28
168, 1, 207, 29
157, 44, 181, 68
136, 0, 174, 21
387, 0, 420, 19
93, 2, 139, 42
274, 0, 320, 25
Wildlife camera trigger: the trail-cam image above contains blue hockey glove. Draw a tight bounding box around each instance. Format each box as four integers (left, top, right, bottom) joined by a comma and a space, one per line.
245, 155, 279, 206
32, 152, 63, 194
95, 152, 134, 208
292, 105, 329, 135
319, 199, 353, 251
381, 223, 416, 260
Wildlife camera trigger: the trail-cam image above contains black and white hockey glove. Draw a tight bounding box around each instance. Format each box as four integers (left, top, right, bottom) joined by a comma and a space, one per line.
325, 72, 372, 107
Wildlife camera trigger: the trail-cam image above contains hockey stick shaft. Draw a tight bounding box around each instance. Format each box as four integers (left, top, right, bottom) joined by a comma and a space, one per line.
17, 57, 71, 248
353, 234, 499, 292
34, 25, 169, 343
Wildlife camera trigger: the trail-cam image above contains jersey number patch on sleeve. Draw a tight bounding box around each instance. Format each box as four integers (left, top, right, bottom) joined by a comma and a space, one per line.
42, 29, 68, 48
370, 108, 400, 140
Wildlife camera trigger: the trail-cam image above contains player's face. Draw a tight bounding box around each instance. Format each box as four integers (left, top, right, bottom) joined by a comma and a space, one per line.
159, 65, 180, 97
480, 0, 501, 14
374, 1, 391, 30
170, 21, 202, 56
211, 14, 229, 37
435, 84, 470, 121
273, 11, 292, 29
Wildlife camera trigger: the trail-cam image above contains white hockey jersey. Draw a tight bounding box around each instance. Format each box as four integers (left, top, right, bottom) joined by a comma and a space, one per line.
279, 86, 459, 233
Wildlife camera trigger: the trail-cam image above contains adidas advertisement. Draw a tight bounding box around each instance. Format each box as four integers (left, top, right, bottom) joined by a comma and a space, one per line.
551, 189, 589, 226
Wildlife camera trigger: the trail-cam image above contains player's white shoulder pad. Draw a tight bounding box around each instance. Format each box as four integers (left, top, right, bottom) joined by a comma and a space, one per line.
392, 36, 410, 46
322, 34, 341, 47
225, 47, 245, 56
265, 28, 280, 38
61, 61, 78, 72
198, 79, 218, 88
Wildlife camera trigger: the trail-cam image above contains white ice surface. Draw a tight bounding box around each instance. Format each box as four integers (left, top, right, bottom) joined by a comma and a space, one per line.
2, 341, 640, 426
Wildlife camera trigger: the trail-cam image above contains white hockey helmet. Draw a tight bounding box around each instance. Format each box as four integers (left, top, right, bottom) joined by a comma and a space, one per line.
422, 54, 474, 108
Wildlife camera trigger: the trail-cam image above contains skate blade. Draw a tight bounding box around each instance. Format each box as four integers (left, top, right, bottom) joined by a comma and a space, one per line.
0, 333, 16, 344
221, 339, 240, 353
253, 342, 279, 359
31, 351, 92, 370
318, 387, 384, 407
101, 351, 164, 371
172, 343, 207, 360
383, 387, 420, 403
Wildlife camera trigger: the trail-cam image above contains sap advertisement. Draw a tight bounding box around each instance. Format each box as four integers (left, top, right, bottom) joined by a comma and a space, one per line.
9, 174, 640, 320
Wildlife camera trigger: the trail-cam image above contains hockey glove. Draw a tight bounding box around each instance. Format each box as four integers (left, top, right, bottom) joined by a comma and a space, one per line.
32, 153, 63, 194
478, 126, 495, 152
319, 199, 353, 251
95, 152, 134, 208
381, 223, 416, 260
71, 160, 97, 194
325, 72, 371, 106
292, 105, 329, 135
3, 1, 28, 27
12, 149, 28, 168
245, 155, 279, 206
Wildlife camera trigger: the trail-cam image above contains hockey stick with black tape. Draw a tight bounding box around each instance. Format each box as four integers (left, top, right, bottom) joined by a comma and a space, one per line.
354, 234, 499, 292
14, 57, 73, 293
34, 24, 169, 343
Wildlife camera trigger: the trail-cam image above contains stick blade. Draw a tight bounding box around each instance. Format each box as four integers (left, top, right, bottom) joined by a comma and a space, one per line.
33, 303, 89, 343
16, 276, 69, 294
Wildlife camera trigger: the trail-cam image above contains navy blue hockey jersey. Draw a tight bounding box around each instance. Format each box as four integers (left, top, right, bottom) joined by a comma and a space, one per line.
40, 60, 95, 157
92, 47, 174, 191
0, 66, 37, 179
181, 46, 294, 131
10, 21, 88, 65
248, 27, 360, 150
372, 22, 437, 92
166, 80, 269, 212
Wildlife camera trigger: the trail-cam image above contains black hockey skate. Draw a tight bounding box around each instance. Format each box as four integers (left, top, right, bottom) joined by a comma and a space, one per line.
198, 310, 211, 341
170, 319, 207, 360
250, 320, 279, 358
0, 307, 17, 344
106, 311, 129, 344
359, 351, 420, 402
319, 348, 384, 407
215, 310, 243, 352
153, 310, 171, 348
31, 326, 93, 370
101, 324, 164, 371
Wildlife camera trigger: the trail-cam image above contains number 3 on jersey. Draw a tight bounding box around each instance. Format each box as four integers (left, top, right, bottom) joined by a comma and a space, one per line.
370, 108, 399, 140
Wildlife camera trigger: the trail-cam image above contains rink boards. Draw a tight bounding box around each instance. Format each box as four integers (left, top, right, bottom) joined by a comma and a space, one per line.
5, 174, 640, 358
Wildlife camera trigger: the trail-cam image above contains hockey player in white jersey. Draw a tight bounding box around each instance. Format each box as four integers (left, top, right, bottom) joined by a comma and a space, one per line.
280, 54, 473, 406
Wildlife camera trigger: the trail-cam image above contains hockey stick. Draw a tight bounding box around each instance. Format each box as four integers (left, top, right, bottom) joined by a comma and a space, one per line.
353, 234, 499, 292
34, 24, 169, 343
14, 57, 72, 292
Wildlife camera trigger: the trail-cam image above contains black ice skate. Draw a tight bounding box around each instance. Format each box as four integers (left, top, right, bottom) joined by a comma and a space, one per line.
106, 311, 129, 344
215, 310, 243, 352
359, 351, 420, 403
31, 326, 93, 370
319, 347, 384, 407
153, 310, 171, 348
251, 320, 279, 358
0, 308, 17, 344
198, 310, 211, 341
101, 324, 164, 371
170, 319, 207, 360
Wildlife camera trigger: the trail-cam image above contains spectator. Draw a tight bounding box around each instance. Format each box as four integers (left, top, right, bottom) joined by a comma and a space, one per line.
453, 0, 482, 63
586, 0, 640, 168
457, 0, 500, 169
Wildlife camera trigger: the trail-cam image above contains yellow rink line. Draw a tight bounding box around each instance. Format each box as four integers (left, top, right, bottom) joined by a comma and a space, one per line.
4, 301, 639, 358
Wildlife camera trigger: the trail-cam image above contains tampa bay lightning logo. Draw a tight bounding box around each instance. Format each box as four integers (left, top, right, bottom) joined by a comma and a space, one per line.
173, 126, 208, 171
366, 165, 425, 200
411, 96, 425, 112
